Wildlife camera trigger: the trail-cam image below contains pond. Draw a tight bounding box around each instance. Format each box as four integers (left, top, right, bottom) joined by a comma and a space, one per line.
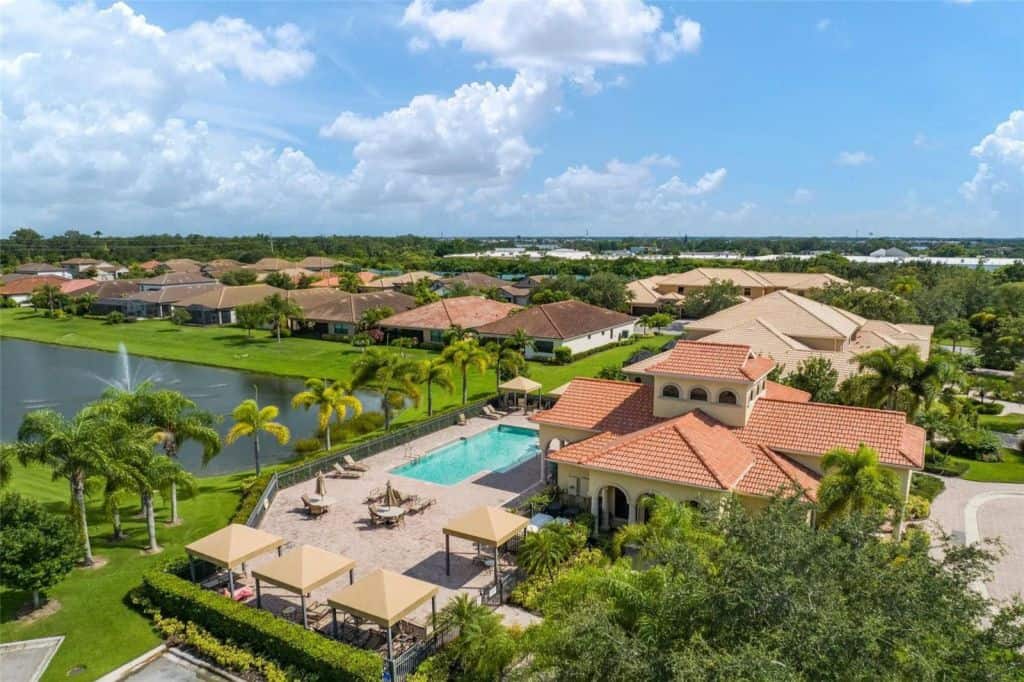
0, 339, 389, 475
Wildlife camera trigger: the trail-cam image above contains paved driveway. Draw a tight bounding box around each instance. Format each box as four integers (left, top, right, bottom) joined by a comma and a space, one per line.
927, 476, 1024, 601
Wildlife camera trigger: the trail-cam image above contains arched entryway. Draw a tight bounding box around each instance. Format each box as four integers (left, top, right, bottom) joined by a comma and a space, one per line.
595, 485, 630, 531
635, 493, 657, 523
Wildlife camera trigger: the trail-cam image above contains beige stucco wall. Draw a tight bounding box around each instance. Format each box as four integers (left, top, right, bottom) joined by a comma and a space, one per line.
538, 423, 597, 452
651, 374, 763, 426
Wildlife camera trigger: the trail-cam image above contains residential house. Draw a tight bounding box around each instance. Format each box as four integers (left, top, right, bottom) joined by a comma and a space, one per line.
377, 296, 519, 344
173, 284, 282, 325
495, 284, 532, 306
656, 290, 932, 380
534, 340, 924, 532
138, 272, 218, 291
14, 263, 70, 279
202, 259, 244, 275
123, 283, 222, 319
299, 290, 417, 337
432, 272, 506, 296
359, 271, 440, 291
476, 300, 636, 360
626, 276, 684, 316
243, 258, 295, 273
163, 258, 204, 273
87, 280, 148, 316
0, 276, 96, 305
60, 258, 128, 280
311, 271, 379, 289
637, 268, 847, 307
296, 256, 344, 271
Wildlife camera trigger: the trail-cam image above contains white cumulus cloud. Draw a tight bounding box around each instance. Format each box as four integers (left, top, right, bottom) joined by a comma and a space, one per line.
960, 110, 1022, 222
835, 150, 874, 166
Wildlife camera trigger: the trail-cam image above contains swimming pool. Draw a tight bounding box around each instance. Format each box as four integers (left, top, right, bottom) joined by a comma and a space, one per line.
391, 425, 540, 485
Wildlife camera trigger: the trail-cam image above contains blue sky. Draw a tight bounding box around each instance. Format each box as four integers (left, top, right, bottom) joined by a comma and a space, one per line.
1, 0, 1021, 237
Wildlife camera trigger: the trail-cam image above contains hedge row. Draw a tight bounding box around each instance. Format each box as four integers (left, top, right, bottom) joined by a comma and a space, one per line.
141, 565, 381, 682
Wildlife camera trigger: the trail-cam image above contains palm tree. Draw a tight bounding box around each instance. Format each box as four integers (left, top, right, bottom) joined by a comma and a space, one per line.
505, 328, 531, 354
612, 495, 722, 566
856, 346, 921, 410
263, 293, 303, 343
442, 338, 491, 404
127, 435, 196, 553
225, 399, 290, 475
291, 378, 362, 450
817, 444, 900, 526
904, 354, 960, 418
13, 409, 124, 564
34, 283, 64, 314
438, 594, 516, 680
518, 525, 572, 580
351, 348, 421, 430
486, 342, 526, 395
97, 384, 221, 524
419, 358, 454, 416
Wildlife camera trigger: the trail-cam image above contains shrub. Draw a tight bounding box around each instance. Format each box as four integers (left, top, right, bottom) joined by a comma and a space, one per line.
230, 472, 274, 524
293, 437, 322, 455
948, 428, 1002, 462
0, 493, 81, 609
141, 566, 381, 681
909, 473, 945, 502
170, 307, 192, 325
972, 401, 1005, 415
553, 346, 572, 364
510, 547, 605, 612
154, 615, 290, 682
905, 495, 931, 520
106, 311, 125, 324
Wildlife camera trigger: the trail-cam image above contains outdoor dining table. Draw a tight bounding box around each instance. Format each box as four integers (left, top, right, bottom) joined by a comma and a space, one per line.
374, 506, 406, 525
308, 495, 337, 507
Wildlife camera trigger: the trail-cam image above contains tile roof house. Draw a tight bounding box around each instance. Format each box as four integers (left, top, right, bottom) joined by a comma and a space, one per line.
0, 276, 96, 305
173, 284, 282, 325
534, 340, 923, 531
433, 272, 506, 296
476, 300, 637, 360
377, 296, 519, 344
14, 262, 70, 279
626, 268, 847, 315
359, 271, 440, 291
678, 291, 933, 380
138, 272, 217, 290
298, 290, 417, 337
296, 256, 344, 271
163, 258, 204, 273
243, 258, 295, 272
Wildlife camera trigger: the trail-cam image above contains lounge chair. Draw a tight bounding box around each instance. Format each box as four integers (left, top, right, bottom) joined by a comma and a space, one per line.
301, 494, 326, 517
404, 496, 435, 515
481, 405, 503, 420
342, 455, 369, 472
332, 463, 362, 479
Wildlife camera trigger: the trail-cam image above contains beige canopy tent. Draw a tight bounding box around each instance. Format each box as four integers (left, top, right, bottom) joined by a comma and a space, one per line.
499, 375, 542, 412
326, 568, 439, 674
185, 524, 284, 592
443, 506, 528, 601
251, 545, 356, 627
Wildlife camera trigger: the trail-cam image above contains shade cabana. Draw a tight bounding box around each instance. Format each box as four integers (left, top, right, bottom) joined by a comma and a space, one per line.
443, 506, 528, 601
499, 375, 542, 411
251, 545, 356, 628
326, 569, 439, 675
185, 524, 284, 593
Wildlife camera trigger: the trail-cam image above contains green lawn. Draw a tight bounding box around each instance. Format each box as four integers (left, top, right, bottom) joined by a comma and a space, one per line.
978, 413, 1024, 434
0, 463, 244, 681
951, 449, 1024, 483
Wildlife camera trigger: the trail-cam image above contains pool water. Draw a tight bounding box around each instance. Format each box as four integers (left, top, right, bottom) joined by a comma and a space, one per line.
391, 425, 540, 485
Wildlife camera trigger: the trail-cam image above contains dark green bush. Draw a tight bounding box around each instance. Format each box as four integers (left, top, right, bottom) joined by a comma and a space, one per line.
106, 311, 125, 324
141, 565, 381, 681
909, 473, 945, 502
948, 428, 1002, 461
293, 437, 322, 455
553, 346, 572, 364
972, 401, 1005, 415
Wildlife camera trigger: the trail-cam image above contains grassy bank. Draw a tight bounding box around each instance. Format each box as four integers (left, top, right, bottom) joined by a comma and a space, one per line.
0, 463, 244, 681
951, 449, 1024, 483
978, 413, 1024, 434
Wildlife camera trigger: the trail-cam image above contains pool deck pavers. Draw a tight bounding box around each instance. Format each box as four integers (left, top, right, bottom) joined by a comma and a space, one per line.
253, 414, 543, 626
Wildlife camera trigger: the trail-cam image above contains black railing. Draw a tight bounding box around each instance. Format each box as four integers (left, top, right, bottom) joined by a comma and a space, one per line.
389, 624, 460, 682
246, 400, 490, 527
478, 568, 524, 607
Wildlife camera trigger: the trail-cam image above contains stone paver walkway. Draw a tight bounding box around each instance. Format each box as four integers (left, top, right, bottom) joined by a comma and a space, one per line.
252, 414, 542, 626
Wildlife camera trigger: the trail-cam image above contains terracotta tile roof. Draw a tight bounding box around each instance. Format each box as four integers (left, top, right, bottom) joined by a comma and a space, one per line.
86, 279, 141, 299
647, 340, 774, 381
764, 381, 811, 403
131, 283, 220, 304
139, 272, 216, 286
737, 398, 923, 468
362, 271, 439, 289
476, 300, 635, 339
438, 272, 506, 290
549, 411, 755, 491
627, 276, 682, 306
15, 262, 62, 274
0, 276, 89, 296
163, 258, 204, 273
735, 446, 820, 501
175, 284, 282, 310
531, 378, 663, 434
243, 258, 294, 272
378, 296, 519, 331
297, 256, 343, 269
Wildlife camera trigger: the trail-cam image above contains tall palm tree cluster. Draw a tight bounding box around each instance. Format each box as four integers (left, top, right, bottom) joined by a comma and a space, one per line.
5, 383, 218, 563
855, 346, 962, 418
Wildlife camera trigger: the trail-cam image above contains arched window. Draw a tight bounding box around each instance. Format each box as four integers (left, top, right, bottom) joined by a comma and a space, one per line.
689, 387, 708, 401
718, 390, 737, 405
661, 384, 680, 398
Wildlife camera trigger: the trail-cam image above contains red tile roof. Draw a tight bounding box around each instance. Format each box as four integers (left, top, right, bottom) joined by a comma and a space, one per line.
476, 300, 635, 339
647, 340, 774, 381
531, 378, 663, 434
764, 381, 811, 403
378, 296, 519, 331
0, 276, 93, 296
737, 398, 923, 468
735, 446, 820, 501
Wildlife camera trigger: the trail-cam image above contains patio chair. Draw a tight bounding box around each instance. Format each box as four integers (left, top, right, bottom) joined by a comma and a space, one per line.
342, 455, 369, 472
332, 462, 362, 479
368, 506, 383, 527
481, 405, 503, 420
301, 494, 326, 517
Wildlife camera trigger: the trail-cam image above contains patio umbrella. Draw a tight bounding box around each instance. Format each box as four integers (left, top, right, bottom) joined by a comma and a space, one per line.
316, 470, 327, 497
383, 480, 402, 508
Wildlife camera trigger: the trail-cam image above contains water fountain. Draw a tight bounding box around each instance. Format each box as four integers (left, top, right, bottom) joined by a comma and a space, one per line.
94, 342, 161, 391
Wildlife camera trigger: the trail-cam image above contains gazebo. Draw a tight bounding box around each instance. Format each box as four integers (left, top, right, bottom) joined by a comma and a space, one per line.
498, 375, 542, 412
326, 569, 439, 677
251, 545, 356, 628
185, 524, 284, 593
443, 506, 528, 602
